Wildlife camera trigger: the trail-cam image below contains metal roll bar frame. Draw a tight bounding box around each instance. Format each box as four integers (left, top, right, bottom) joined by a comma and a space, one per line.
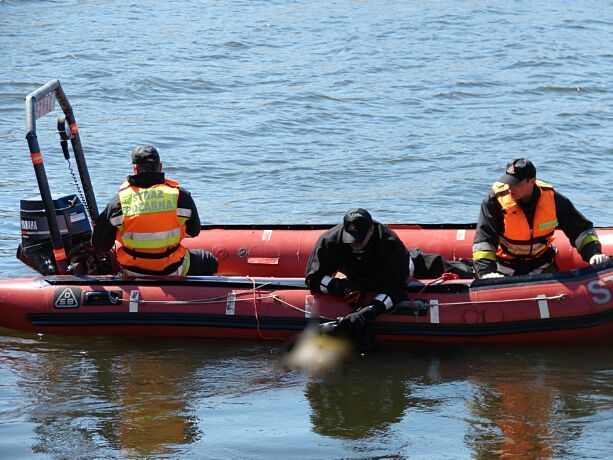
25, 79, 99, 274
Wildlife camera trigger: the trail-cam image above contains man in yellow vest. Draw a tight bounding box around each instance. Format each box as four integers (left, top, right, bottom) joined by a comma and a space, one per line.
472, 158, 606, 278
92, 145, 218, 276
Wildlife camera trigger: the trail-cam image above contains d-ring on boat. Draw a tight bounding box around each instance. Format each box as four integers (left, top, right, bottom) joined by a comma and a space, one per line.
1, 80, 612, 344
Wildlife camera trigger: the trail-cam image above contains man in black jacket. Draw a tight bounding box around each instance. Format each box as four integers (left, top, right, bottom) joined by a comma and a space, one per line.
305, 208, 472, 342
472, 158, 606, 278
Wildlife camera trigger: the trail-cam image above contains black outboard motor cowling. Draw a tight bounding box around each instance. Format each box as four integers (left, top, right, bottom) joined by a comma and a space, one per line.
17, 194, 92, 275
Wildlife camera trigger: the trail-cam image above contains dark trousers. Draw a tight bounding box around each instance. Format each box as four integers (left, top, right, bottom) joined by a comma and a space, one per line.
186, 249, 219, 275
497, 247, 558, 276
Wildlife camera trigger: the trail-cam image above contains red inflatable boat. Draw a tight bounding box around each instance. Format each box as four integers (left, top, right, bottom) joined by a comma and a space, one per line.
1, 80, 612, 344
6, 218, 613, 343
188, 223, 602, 277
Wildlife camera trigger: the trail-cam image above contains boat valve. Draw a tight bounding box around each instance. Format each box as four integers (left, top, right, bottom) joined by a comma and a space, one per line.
394, 299, 429, 317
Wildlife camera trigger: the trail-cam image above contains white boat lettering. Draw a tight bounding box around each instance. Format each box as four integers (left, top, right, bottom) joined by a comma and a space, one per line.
587, 274, 613, 305
21, 220, 38, 231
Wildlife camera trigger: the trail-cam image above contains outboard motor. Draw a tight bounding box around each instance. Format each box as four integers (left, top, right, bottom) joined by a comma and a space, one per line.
17, 194, 92, 275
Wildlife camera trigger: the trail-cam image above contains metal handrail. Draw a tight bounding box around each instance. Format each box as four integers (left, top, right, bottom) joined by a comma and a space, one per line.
25, 80, 99, 274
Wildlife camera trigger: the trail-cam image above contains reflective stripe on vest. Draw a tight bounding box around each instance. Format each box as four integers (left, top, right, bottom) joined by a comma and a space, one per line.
494, 180, 557, 260
116, 180, 187, 273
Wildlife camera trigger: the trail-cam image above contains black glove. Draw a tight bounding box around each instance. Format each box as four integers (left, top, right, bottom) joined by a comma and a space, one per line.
337, 300, 386, 338
327, 278, 365, 305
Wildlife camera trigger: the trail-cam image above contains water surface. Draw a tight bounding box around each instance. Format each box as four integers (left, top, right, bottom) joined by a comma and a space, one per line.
1, 1, 612, 458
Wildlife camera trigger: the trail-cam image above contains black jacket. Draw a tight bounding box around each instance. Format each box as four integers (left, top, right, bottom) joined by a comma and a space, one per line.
305, 222, 410, 305
473, 184, 602, 276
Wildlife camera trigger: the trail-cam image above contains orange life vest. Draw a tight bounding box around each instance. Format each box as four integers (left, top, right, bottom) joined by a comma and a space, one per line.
493, 180, 557, 261
114, 179, 188, 274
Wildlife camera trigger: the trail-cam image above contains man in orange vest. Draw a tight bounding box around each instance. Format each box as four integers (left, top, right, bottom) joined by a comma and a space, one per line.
472, 158, 606, 278
92, 145, 218, 276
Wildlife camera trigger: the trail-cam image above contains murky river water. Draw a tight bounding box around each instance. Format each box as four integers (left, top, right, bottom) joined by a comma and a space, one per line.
1, 1, 612, 458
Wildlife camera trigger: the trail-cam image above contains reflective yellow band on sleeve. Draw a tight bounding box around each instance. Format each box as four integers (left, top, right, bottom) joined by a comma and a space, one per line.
473, 250, 497, 261
577, 233, 599, 252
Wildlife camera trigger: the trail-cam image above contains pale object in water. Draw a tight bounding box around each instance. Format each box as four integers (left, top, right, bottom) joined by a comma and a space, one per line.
282, 324, 351, 376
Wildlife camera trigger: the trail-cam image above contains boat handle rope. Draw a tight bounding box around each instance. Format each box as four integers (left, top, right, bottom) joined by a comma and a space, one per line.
270, 294, 337, 321
117, 291, 278, 305
436, 293, 566, 307
115, 290, 567, 311
269, 292, 568, 317
116, 279, 291, 305
109, 282, 567, 335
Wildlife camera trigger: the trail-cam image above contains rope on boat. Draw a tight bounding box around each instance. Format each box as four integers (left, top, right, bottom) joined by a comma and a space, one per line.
270, 294, 337, 322
247, 276, 275, 340
113, 282, 282, 305
110, 275, 567, 322
437, 293, 566, 307
113, 287, 567, 309
114, 293, 277, 305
